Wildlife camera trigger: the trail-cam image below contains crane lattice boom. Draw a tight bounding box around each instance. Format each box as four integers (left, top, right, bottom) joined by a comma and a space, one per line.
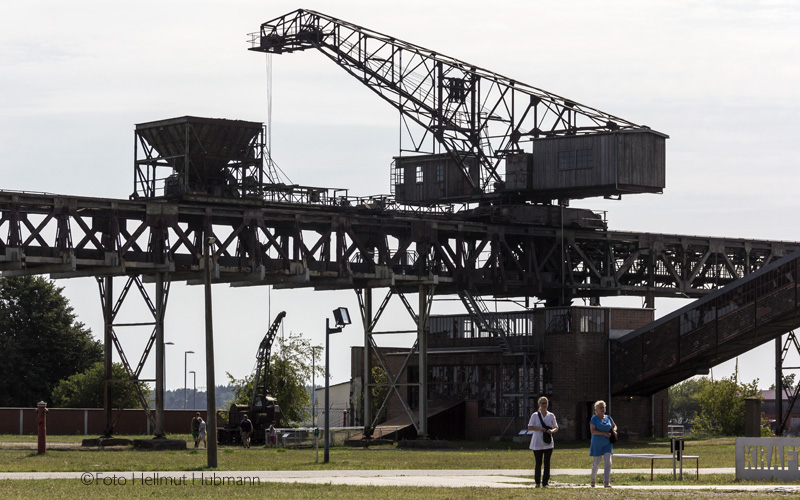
249, 9, 659, 200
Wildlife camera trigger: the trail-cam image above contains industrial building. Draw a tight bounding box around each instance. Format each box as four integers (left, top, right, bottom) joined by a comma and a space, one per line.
351, 305, 667, 441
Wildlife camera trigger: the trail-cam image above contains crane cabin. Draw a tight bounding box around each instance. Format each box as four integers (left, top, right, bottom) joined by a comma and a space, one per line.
392, 129, 666, 205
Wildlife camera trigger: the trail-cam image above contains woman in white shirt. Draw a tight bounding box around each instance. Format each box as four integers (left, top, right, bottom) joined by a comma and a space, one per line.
527, 396, 559, 488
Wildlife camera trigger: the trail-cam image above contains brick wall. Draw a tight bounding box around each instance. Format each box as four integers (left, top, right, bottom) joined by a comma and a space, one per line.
609, 308, 655, 330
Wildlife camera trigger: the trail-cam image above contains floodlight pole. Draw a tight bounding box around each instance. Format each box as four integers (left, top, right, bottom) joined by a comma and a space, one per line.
324, 318, 335, 463
324, 308, 349, 463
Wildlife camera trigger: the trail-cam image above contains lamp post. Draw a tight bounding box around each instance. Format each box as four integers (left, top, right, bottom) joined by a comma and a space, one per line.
163, 341, 174, 412
189, 370, 196, 410
184, 350, 194, 409
311, 344, 322, 463
164, 342, 174, 389
311, 345, 322, 428
325, 307, 351, 463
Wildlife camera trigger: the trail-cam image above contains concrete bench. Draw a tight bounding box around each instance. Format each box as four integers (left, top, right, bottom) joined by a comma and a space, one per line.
614, 453, 699, 480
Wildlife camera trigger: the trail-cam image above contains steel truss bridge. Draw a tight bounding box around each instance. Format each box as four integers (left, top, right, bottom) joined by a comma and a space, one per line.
2, 190, 799, 436
1, 191, 795, 297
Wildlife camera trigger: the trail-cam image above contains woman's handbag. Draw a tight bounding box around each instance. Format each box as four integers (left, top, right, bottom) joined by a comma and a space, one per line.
538, 412, 552, 444
608, 416, 617, 443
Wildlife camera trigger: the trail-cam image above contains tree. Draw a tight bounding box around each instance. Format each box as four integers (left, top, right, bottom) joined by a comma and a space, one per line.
227, 333, 322, 425
769, 373, 796, 391
370, 366, 389, 424
693, 373, 761, 436
0, 276, 102, 406
668, 377, 705, 424
51, 361, 150, 408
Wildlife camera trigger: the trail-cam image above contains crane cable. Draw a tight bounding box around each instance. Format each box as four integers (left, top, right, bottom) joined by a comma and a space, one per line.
263, 55, 293, 185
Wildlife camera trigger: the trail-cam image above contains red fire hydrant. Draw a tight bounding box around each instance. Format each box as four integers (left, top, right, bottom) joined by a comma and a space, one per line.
36, 401, 47, 455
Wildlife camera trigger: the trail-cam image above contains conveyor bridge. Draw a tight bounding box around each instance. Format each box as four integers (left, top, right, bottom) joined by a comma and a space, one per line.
613, 251, 800, 395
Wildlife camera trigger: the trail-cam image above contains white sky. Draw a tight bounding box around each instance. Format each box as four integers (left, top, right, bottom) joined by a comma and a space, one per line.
1, 1, 799, 395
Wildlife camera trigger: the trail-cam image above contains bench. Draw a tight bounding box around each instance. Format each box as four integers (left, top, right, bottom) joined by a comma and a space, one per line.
614, 453, 699, 480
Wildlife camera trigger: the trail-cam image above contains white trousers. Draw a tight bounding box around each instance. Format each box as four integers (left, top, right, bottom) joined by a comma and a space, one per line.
591, 453, 612, 484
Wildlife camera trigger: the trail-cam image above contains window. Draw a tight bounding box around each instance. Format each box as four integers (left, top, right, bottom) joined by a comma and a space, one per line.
545, 308, 571, 333
435, 164, 444, 182
579, 308, 605, 333
559, 148, 594, 170
416, 165, 424, 183
395, 166, 404, 185
576, 149, 593, 168
558, 151, 575, 170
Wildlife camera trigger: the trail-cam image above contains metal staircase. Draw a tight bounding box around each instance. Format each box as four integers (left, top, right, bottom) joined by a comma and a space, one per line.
457, 288, 513, 354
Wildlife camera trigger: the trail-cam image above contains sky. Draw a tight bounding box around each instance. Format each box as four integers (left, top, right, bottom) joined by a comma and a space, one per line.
1, 1, 799, 396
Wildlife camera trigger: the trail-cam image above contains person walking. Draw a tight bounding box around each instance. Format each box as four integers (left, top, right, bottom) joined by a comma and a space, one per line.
589, 400, 617, 488
268, 422, 277, 448
527, 396, 558, 488
240, 414, 253, 449
191, 412, 202, 448
197, 416, 207, 448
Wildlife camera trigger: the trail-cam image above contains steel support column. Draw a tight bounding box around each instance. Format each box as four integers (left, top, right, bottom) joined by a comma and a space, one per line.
418, 285, 430, 438
362, 288, 372, 432
102, 276, 113, 437
776, 336, 784, 435
154, 273, 166, 437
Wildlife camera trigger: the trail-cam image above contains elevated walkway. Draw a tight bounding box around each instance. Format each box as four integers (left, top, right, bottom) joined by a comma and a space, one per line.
613, 251, 800, 395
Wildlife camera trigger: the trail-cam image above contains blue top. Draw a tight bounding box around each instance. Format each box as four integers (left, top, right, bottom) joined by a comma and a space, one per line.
589, 415, 614, 456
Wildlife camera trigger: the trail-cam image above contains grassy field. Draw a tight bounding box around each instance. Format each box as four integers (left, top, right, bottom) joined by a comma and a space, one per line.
0, 434, 739, 472
0, 480, 786, 500
2, 435, 797, 499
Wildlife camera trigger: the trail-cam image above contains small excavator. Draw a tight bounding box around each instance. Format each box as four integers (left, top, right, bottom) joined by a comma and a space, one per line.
217, 311, 286, 445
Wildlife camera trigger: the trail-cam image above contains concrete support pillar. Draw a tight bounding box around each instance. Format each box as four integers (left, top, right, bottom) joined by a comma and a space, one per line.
744, 397, 762, 437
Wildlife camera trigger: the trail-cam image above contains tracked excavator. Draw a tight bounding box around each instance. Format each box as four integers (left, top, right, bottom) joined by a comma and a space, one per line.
217, 311, 286, 445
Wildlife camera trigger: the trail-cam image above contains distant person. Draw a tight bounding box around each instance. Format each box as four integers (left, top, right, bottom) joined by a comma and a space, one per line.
527, 396, 558, 488
268, 422, 277, 448
589, 400, 617, 488
240, 414, 253, 449
197, 416, 207, 448
191, 412, 202, 448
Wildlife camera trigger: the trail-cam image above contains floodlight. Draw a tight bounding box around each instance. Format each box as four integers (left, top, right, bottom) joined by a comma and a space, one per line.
333, 307, 351, 327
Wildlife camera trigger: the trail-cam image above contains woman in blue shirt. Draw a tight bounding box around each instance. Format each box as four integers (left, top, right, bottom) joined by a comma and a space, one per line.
589, 400, 617, 487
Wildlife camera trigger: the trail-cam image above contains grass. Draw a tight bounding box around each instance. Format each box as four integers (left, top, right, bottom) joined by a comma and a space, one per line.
0, 434, 740, 472
0, 480, 794, 500
3, 435, 798, 499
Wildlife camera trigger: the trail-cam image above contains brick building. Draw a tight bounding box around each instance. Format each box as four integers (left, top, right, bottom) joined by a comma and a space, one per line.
351, 305, 668, 441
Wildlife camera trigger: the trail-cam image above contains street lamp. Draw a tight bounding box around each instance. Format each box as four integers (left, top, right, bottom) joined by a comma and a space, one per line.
189, 370, 196, 410
164, 342, 174, 389
325, 307, 351, 463
310, 345, 323, 428
184, 350, 195, 409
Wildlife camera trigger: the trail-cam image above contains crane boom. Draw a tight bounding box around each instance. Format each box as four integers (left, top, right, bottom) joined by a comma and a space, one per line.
249, 9, 660, 200
251, 310, 286, 407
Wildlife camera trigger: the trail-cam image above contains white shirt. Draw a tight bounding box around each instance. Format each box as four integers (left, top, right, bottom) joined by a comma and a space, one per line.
528, 410, 558, 450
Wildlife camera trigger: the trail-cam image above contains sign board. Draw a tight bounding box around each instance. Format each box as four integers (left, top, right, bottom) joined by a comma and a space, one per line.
735, 437, 800, 480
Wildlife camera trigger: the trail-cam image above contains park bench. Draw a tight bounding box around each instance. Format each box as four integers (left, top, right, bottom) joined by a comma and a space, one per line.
614, 453, 699, 480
